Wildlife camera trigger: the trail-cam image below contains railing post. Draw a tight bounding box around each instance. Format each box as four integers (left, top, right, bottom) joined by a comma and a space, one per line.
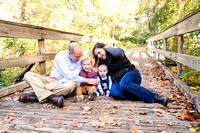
153, 41, 156, 58
150, 41, 153, 56
157, 40, 160, 60
155, 41, 158, 58
164, 38, 168, 66
86, 42, 90, 56
38, 39, 46, 75
177, 35, 183, 77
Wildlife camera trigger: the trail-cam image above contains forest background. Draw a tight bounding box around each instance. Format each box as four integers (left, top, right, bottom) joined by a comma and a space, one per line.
0, 0, 199, 93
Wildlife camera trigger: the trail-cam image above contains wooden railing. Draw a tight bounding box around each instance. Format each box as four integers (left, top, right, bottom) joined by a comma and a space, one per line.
146, 7, 200, 112
0, 19, 118, 97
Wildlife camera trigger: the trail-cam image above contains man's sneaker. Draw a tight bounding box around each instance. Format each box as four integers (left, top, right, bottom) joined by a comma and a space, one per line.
73, 95, 85, 102
88, 91, 97, 101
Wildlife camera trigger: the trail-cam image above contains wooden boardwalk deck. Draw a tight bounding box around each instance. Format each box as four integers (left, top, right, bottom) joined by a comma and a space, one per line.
0, 51, 199, 133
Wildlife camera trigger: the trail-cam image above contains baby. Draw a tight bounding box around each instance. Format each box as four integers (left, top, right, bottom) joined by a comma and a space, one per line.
96, 64, 112, 97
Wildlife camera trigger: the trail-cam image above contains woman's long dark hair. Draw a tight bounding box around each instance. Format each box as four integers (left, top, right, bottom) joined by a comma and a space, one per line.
92, 43, 106, 67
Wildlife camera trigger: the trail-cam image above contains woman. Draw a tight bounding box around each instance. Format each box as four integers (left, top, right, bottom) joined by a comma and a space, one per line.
92, 43, 168, 106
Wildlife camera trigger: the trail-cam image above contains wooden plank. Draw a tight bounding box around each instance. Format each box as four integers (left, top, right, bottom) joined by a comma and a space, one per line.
146, 7, 200, 42
0, 53, 56, 69
0, 20, 84, 41
38, 39, 46, 75
0, 81, 29, 97
0, 19, 119, 43
177, 10, 200, 35
148, 47, 200, 71
0, 52, 195, 132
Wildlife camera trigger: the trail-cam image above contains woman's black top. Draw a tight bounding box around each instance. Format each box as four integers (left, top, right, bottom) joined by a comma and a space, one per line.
99, 47, 138, 83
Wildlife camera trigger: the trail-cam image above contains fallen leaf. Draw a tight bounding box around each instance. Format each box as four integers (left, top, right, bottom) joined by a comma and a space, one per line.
134, 119, 140, 124
189, 128, 196, 133
111, 109, 117, 114
112, 105, 120, 109
139, 112, 147, 115
168, 122, 174, 126
33, 121, 44, 128
62, 107, 67, 110
13, 96, 19, 101
155, 79, 163, 83
55, 120, 65, 127
191, 121, 199, 127
128, 115, 134, 119
90, 121, 99, 127
0, 127, 8, 133
164, 80, 171, 86
2, 114, 14, 124
184, 124, 192, 128
81, 106, 93, 111
173, 113, 182, 119
157, 114, 164, 117
101, 108, 106, 112
105, 105, 111, 108
155, 109, 165, 114
167, 109, 178, 113
71, 122, 83, 127
77, 121, 88, 123
33, 112, 38, 115
96, 122, 105, 128
130, 127, 143, 133
42, 103, 52, 108
80, 111, 91, 115
161, 129, 176, 133
99, 115, 114, 124
182, 112, 195, 121
117, 121, 127, 126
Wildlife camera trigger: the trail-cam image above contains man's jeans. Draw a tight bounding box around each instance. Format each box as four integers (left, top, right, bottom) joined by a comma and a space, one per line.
110, 71, 156, 103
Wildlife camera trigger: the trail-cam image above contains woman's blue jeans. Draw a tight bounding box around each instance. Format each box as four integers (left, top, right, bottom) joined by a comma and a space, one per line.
110, 70, 156, 103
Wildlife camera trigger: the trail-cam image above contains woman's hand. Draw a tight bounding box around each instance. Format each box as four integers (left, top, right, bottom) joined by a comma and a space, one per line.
44, 82, 59, 91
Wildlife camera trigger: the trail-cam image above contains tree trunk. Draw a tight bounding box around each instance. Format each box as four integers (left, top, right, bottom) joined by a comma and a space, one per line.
20, 0, 27, 22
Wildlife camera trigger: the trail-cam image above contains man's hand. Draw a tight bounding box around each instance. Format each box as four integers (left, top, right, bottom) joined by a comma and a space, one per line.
44, 82, 59, 91
83, 78, 99, 85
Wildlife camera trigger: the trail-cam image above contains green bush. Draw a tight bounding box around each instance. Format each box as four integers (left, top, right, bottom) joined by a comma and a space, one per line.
0, 68, 22, 88
179, 67, 200, 86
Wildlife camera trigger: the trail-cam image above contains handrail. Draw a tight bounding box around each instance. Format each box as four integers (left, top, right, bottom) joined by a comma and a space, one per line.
146, 7, 200, 73
145, 7, 200, 112
0, 19, 119, 72
147, 47, 200, 71
0, 19, 119, 43
146, 7, 200, 42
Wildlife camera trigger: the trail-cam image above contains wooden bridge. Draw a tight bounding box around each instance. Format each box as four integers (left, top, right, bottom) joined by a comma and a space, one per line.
0, 7, 200, 133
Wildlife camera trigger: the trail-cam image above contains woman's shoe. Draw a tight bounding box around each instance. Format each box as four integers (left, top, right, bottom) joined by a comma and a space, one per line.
154, 93, 169, 107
